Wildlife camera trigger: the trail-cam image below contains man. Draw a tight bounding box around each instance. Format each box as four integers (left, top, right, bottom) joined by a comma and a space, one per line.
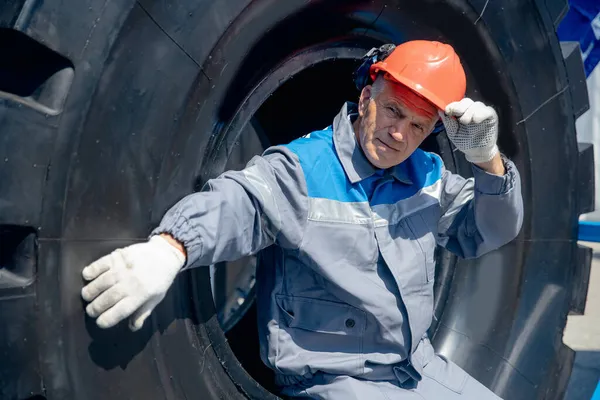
81, 40, 523, 399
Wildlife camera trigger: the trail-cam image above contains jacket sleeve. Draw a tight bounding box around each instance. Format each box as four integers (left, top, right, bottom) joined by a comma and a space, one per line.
436, 155, 524, 259
150, 146, 309, 269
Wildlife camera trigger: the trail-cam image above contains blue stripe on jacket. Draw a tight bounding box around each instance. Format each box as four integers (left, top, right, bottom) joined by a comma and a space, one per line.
285, 127, 443, 205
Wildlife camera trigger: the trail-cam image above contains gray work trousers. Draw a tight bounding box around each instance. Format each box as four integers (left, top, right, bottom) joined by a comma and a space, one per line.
280, 355, 503, 400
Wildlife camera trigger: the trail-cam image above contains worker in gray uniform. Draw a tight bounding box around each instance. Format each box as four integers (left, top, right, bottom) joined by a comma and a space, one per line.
80, 40, 523, 399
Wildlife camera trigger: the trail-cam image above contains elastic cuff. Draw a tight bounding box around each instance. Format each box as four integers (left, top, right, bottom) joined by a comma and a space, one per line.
471, 154, 516, 195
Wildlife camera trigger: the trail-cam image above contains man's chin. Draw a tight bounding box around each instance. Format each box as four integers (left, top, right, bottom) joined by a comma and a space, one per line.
368, 151, 406, 169
366, 154, 395, 170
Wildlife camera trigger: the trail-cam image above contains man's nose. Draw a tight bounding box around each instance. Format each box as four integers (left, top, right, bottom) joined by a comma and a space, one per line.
389, 120, 410, 142
389, 130, 404, 142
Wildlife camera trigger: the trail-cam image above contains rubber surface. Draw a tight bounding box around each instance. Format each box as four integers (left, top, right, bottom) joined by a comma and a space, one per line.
0, 0, 593, 399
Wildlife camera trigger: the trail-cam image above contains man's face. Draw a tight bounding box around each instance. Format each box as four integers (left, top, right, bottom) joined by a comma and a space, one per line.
355, 77, 439, 169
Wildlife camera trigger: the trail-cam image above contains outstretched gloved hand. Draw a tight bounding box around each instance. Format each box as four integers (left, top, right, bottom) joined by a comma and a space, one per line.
81, 235, 185, 331
439, 98, 499, 164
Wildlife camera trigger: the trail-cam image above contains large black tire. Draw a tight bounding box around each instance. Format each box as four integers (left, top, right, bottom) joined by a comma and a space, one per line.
0, 1, 594, 399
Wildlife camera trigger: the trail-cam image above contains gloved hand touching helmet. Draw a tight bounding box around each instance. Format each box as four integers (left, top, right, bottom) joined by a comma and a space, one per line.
81, 234, 186, 331
439, 98, 499, 164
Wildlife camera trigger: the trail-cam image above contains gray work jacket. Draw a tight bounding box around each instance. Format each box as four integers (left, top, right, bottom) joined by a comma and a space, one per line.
153, 102, 523, 385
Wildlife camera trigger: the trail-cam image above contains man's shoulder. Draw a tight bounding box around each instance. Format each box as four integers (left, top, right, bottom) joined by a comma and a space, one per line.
284, 126, 335, 157
258, 126, 334, 164
281, 126, 339, 177
257, 126, 339, 179
276, 126, 351, 199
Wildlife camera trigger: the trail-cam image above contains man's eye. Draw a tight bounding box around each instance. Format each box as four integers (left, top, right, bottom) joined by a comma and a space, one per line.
412, 123, 424, 132
386, 107, 402, 118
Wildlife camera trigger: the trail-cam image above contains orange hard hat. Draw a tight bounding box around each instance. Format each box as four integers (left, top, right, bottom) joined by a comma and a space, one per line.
369, 40, 466, 110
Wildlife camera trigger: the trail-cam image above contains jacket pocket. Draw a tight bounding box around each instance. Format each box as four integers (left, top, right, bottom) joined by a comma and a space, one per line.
422, 354, 468, 394
274, 294, 366, 376
276, 295, 366, 336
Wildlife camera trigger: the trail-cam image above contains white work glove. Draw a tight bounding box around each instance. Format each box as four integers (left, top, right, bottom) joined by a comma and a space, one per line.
81, 235, 185, 331
440, 98, 499, 164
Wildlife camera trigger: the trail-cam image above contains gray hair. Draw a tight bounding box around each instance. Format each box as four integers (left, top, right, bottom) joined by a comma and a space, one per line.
370, 73, 386, 100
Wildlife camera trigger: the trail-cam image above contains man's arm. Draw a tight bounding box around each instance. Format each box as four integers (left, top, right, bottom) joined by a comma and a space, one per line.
436, 98, 523, 258
436, 154, 523, 259
150, 147, 308, 269
80, 146, 309, 330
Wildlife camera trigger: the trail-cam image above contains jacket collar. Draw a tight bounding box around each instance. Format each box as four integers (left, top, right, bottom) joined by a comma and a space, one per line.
332, 102, 413, 185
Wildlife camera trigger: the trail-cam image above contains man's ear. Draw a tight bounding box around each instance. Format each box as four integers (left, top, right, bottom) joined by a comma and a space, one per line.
358, 85, 373, 117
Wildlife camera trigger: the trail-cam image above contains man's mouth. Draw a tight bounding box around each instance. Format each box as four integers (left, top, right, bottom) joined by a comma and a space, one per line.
376, 138, 400, 152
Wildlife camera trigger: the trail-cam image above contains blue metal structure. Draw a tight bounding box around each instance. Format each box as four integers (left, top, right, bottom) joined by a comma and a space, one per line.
557, 0, 600, 76
579, 221, 600, 242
